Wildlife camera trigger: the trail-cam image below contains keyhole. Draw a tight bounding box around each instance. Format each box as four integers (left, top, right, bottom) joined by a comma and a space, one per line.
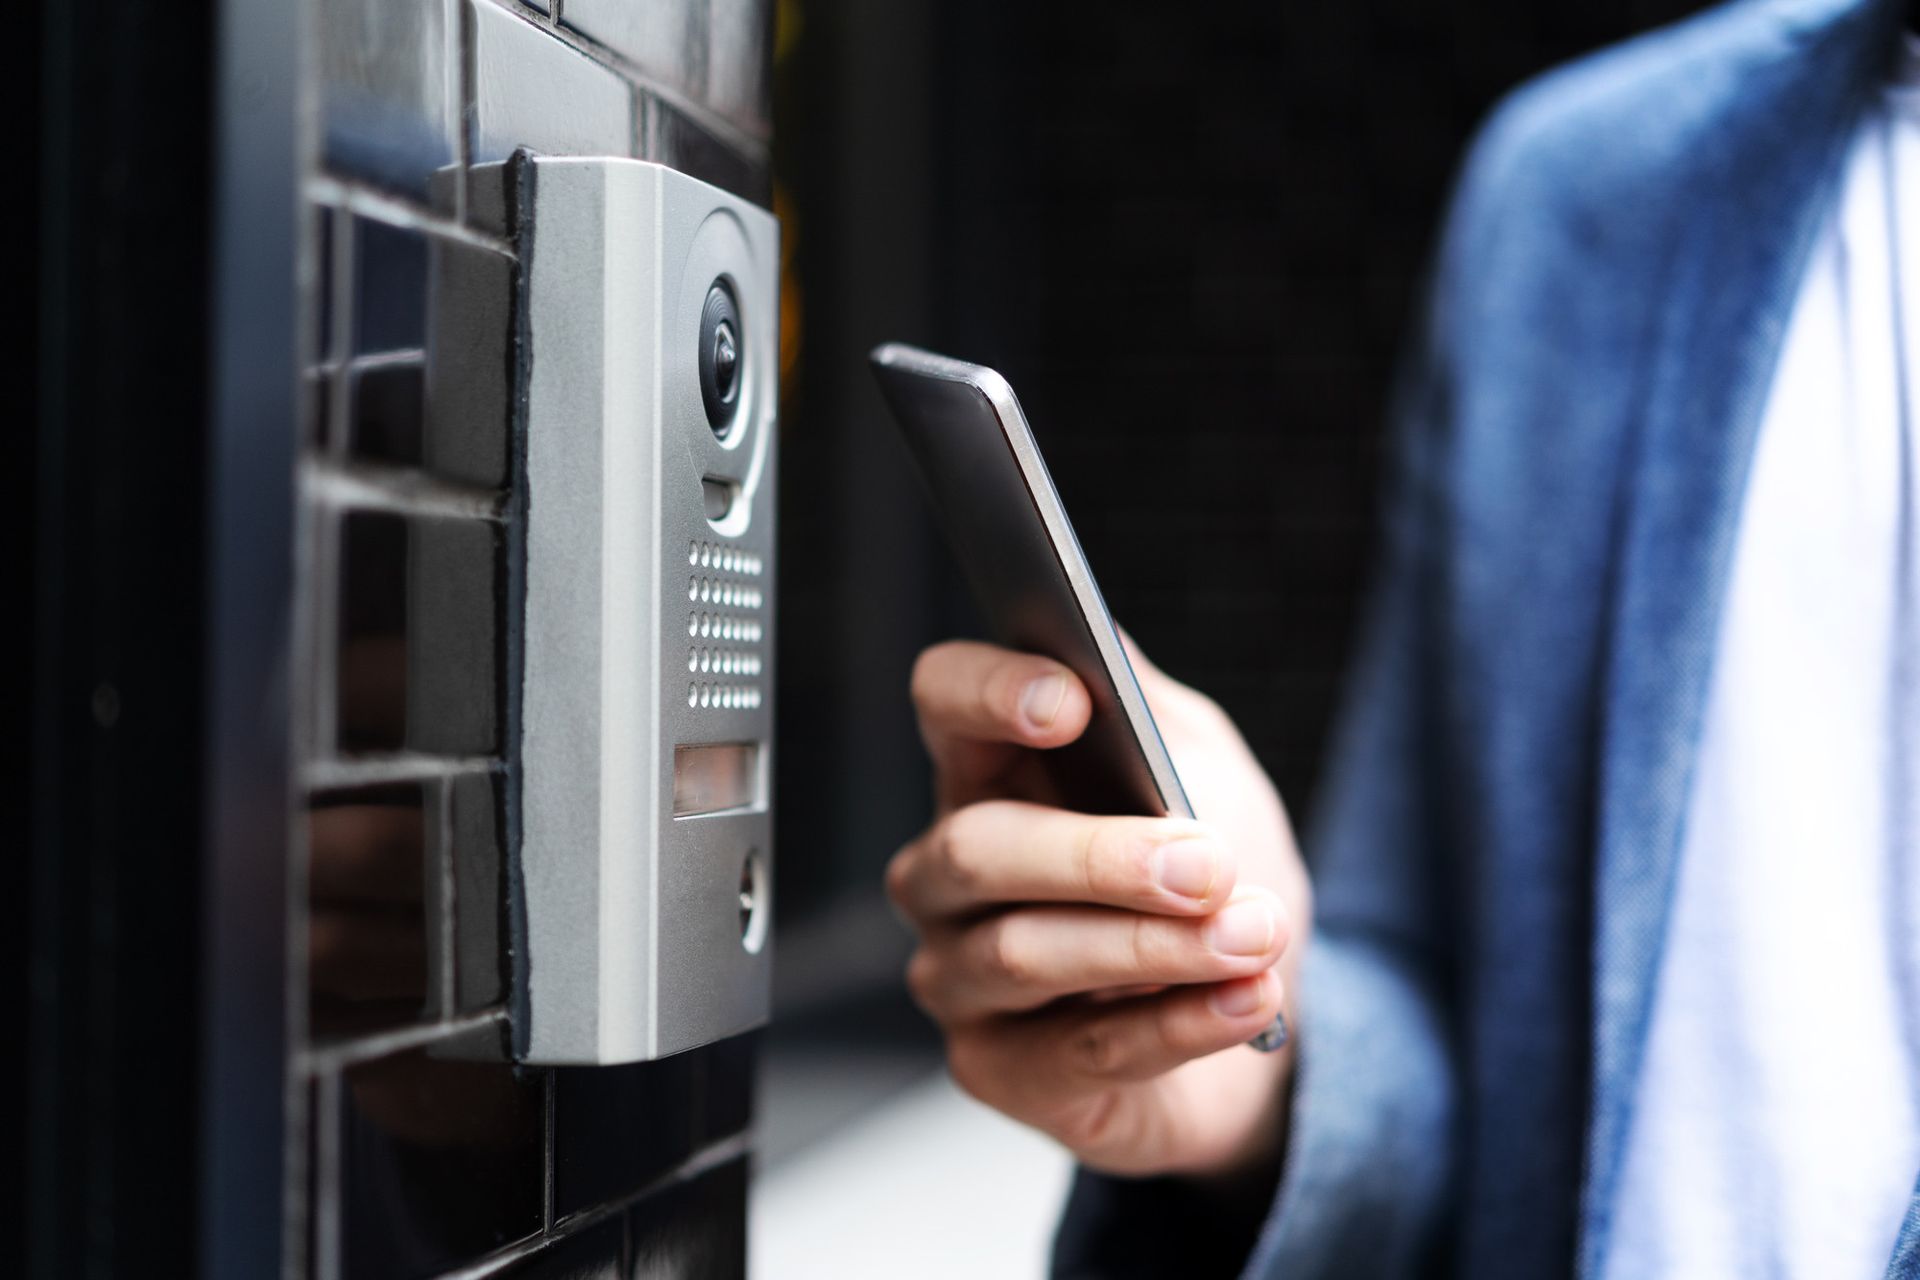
739, 848, 768, 955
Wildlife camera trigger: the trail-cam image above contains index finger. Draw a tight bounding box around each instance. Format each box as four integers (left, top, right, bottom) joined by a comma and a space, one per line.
886, 800, 1238, 923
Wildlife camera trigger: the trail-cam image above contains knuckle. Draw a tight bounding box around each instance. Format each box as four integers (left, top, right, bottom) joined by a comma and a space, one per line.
946, 1035, 998, 1106
1059, 1089, 1127, 1154
907, 644, 951, 708
981, 916, 1034, 989
904, 948, 941, 1013
1070, 1020, 1127, 1079
1151, 991, 1196, 1058
883, 843, 918, 912
1126, 913, 1178, 978
937, 808, 988, 895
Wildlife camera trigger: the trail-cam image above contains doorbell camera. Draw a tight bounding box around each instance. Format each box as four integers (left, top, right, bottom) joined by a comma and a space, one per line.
495, 156, 779, 1065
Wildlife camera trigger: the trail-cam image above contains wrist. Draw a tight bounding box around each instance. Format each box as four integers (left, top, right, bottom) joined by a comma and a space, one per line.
1182, 1049, 1293, 1244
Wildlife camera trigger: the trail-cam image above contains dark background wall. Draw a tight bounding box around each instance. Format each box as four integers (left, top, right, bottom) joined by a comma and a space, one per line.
25, 0, 297, 1273
765, 0, 1707, 1101
296, 1, 771, 1277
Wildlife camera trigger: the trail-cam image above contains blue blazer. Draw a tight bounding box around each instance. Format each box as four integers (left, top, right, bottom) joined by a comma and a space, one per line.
1054, 0, 1913, 1275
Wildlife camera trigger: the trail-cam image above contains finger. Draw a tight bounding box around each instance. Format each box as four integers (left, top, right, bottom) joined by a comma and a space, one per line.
908, 889, 1288, 1021
911, 641, 1093, 759
947, 969, 1287, 1125
887, 801, 1236, 922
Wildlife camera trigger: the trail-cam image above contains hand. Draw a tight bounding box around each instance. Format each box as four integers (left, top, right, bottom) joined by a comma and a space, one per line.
888, 640, 1311, 1179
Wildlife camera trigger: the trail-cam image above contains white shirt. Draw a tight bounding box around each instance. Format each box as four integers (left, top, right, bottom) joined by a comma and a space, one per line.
1604, 37, 1920, 1280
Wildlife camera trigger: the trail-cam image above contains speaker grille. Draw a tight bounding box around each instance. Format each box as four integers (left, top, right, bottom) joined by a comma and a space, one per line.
686, 540, 767, 711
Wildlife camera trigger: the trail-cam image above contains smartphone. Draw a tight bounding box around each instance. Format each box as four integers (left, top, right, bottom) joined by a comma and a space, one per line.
870, 342, 1288, 1052
870, 342, 1192, 819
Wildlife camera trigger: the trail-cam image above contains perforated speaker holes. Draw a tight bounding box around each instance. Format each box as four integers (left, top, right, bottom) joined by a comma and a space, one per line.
686, 540, 767, 714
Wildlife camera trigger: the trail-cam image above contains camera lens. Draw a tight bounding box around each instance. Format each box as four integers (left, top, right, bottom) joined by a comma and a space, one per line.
698, 281, 743, 437
713, 321, 738, 401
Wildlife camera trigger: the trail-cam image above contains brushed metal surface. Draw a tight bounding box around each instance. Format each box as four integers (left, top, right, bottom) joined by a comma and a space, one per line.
519, 157, 778, 1064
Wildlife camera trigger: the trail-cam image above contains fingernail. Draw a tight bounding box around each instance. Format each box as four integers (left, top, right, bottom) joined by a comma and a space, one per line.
1153, 839, 1218, 900
1021, 673, 1068, 728
1205, 899, 1275, 957
1209, 978, 1265, 1018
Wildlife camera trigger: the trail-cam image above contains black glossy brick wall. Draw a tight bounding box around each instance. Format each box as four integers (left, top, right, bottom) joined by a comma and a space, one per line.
296, 2, 771, 1277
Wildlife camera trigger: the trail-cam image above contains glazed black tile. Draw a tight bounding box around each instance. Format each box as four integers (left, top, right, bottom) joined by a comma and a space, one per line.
705, 0, 771, 140
495, 1218, 623, 1280
449, 770, 507, 1013
697, 1033, 755, 1145
313, 203, 337, 362
627, 1158, 747, 1280
563, 0, 706, 101
335, 511, 503, 756
347, 360, 426, 468
339, 1050, 544, 1277
320, 0, 455, 199
354, 216, 430, 354
307, 368, 333, 453
306, 1078, 333, 1279
469, 1, 634, 165
551, 1055, 698, 1220
308, 782, 431, 1040
337, 510, 410, 752
643, 95, 768, 208
425, 239, 514, 488
421, 776, 455, 1022
404, 517, 503, 755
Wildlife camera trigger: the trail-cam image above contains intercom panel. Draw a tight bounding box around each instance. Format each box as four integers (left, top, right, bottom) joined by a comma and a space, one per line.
512, 157, 777, 1064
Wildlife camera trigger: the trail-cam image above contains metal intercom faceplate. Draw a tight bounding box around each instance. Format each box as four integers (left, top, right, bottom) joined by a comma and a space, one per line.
514, 157, 778, 1064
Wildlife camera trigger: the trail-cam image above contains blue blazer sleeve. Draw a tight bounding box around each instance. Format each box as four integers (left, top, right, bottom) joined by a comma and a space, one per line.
1052, 262, 1463, 1278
